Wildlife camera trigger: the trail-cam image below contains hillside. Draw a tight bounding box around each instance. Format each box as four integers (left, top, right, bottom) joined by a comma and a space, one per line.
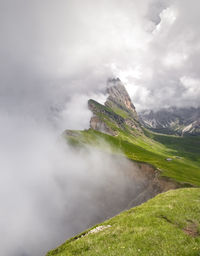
46, 79, 200, 255
65, 79, 200, 186
47, 188, 200, 256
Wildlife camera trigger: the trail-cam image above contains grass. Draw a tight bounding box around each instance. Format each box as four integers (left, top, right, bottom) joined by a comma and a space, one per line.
47, 188, 200, 256
47, 97, 200, 255
64, 128, 200, 186
50, 97, 200, 256
84, 96, 200, 186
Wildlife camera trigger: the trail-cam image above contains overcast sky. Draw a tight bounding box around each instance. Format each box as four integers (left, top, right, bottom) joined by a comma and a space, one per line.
1, 1, 200, 255
1, 0, 200, 117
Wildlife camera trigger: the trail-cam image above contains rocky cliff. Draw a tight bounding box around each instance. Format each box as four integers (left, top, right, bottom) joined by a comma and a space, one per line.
88, 78, 142, 136
105, 78, 138, 120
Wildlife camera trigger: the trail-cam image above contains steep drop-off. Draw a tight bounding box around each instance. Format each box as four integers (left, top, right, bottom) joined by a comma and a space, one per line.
47, 79, 200, 255
47, 188, 200, 256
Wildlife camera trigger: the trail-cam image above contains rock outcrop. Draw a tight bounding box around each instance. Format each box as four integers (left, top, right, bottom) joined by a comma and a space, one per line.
105, 78, 138, 120
88, 78, 142, 135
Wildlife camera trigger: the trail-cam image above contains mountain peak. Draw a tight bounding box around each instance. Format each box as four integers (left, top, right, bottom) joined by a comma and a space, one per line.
107, 77, 121, 84
88, 79, 141, 136
105, 79, 137, 119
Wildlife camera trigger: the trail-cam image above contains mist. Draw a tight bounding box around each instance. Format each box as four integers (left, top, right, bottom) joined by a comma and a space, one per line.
1, 0, 200, 112
1, 111, 152, 256
1, 0, 200, 255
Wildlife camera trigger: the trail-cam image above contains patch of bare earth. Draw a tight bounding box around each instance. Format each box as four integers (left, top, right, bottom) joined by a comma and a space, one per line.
183, 221, 199, 237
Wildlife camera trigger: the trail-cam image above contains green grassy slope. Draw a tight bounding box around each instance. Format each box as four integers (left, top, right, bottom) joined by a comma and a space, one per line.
79, 97, 200, 186
64, 128, 200, 186
48, 88, 200, 255
47, 188, 200, 256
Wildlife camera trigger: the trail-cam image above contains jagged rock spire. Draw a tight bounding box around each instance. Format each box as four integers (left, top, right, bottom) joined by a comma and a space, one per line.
105, 78, 138, 120
88, 79, 142, 136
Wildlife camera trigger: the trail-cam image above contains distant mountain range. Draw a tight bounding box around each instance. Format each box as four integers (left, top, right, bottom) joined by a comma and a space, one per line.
139, 107, 200, 136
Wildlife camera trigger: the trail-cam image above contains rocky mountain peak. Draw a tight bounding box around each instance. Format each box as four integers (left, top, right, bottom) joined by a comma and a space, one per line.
88, 79, 141, 136
105, 78, 137, 118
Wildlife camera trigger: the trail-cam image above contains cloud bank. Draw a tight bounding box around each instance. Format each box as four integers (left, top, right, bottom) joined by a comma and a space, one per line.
1, 0, 200, 255
0, 115, 149, 256
1, 0, 200, 112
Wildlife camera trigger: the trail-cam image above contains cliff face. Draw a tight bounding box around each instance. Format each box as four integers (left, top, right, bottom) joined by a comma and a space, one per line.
88, 79, 142, 135
105, 78, 138, 120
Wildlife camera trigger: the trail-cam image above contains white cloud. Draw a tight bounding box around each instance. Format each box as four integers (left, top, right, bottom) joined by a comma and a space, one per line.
153, 7, 177, 34
1, 1, 200, 255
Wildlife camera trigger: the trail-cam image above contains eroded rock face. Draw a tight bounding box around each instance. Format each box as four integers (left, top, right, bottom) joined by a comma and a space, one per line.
90, 116, 117, 136
106, 78, 138, 120
88, 78, 142, 135
125, 162, 179, 208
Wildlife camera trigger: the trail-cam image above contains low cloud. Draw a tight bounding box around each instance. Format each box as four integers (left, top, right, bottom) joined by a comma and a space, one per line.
0, 113, 149, 256
1, 0, 200, 255
1, 0, 200, 112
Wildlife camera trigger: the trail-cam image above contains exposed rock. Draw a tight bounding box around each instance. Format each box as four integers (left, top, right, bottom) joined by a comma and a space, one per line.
90, 116, 117, 136
106, 78, 138, 120
139, 107, 200, 135
87, 225, 111, 235
124, 162, 180, 209
88, 78, 142, 135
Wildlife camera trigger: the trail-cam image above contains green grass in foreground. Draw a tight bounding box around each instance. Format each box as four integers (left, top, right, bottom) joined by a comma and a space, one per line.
47, 188, 200, 256
65, 129, 200, 186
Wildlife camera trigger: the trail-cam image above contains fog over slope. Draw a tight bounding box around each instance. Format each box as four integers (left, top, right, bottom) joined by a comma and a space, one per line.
1, 0, 200, 255
2, 123, 148, 256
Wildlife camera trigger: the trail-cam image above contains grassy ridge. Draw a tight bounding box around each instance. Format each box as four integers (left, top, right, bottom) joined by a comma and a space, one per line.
65, 129, 200, 186
86, 95, 200, 186
47, 188, 200, 256
48, 120, 200, 255
47, 92, 200, 255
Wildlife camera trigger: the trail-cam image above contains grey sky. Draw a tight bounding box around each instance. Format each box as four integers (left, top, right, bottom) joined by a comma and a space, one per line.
1, 0, 200, 115
1, 1, 200, 255
1, 0, 200, 116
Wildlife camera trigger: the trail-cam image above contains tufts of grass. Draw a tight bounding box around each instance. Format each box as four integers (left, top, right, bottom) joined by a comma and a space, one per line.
47, 188, 200, 256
